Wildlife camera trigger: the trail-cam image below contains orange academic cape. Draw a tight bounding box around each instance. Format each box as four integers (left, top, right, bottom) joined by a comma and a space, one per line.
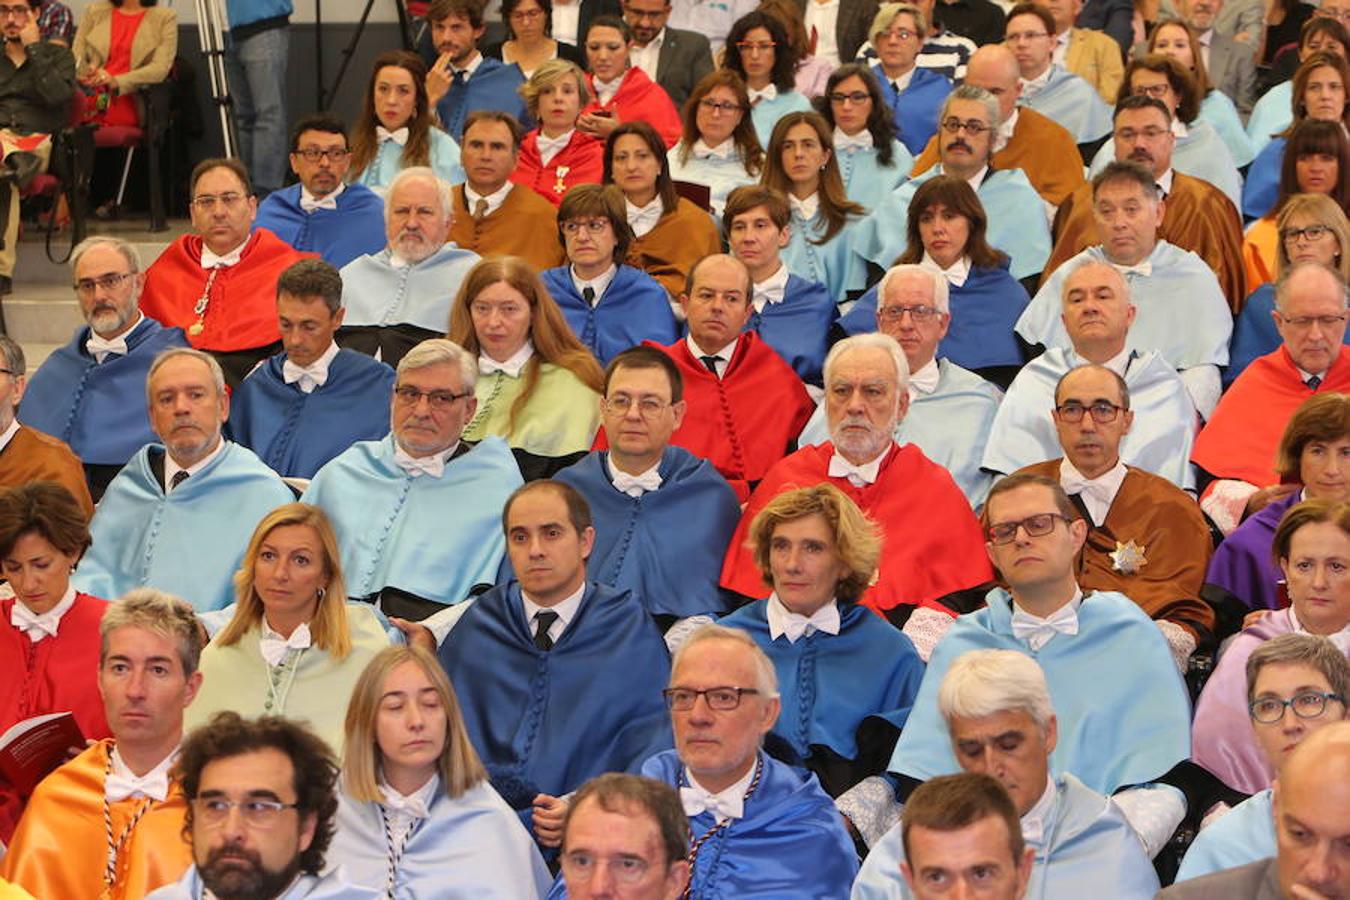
449, 183, 566, 271
583, 67, 683, 149
626, 197, 722, 298
720, 441, 994, 615
139, 228, 313, 353
910, 106, 1085, 205
0, 740, 192, 899
1192, 346, 1350, 487
1046, 172, 1247, 312
0, 426, 93, 518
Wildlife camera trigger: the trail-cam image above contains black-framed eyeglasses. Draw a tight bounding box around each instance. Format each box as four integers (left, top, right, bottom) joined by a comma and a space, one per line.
940, 117, 991, 135
663, 686, 760, 711
698, 98, 743, 114
294, 147, 351, 162
986, 513, 1071, 545
1054, 401, 1126, 423
1248, 690, 1345, 724
73, 272, 135, 295
393, 385, 472, 410
829, 91, 871, 105
1281, 224, 1333, 244
735, 40, 776, 53
191, 797, 301, 827
878, 304, 942, 324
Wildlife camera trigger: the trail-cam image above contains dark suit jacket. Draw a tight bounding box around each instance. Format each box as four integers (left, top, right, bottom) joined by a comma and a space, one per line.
1157, 858, 1282, 899
655, 26, 714, 109
1206, 30, 1258, 115
794, 0, 880, 64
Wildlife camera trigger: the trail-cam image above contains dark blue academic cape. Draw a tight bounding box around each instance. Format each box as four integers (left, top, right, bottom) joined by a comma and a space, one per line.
1241, 138, 1283, 220
226, 349, 396, 478
438, 581, 673, 826
435, 57, 530, 140
876, 64, 952, 157
18, 317, 187, 465
253, 183, 387, 269
554, 447, 740, 619
721, 600, 923, 767
746, 275, 837, 384
840, 263, 1029, 369
541, 264, 680, 364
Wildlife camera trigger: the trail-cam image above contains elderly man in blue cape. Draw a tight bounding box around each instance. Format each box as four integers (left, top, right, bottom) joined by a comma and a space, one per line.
426, 0, 529, 140
431, 480, 673, 849
227, 259, 395, 479
1015, 161, 1231, 420
18, 236, 187, 501
1175, 634, 1350, 884
253, 114, 387, 270
801, 266, 1001, 508
554, 346, 740, 630
336, 167, 480, 367
302, 338, 522, 622
853, 85, 1051, 283
72, 348, 293, 610
872, 473, 1193, 861
724, 185, 837, 385
986, 260, 1198, 490
853, 649, 1160, 898
1005, 2, 1112, 143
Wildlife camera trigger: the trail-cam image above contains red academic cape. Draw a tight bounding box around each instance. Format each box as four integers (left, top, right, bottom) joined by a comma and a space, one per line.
139, 228, 313, 352
511, 129, 606, 208
720, 441, 995, 615
584, 67, 683, 148
0, 740, 192, 899
595, 333, 814, 502
0, 593, 111, 843
1192, 346, 1350, 486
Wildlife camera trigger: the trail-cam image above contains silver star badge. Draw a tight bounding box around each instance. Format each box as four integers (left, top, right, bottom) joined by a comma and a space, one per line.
1110, 540, 1148, 575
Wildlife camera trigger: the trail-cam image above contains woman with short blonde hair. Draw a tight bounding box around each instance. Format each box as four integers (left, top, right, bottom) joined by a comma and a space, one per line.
512, 59, 604, 206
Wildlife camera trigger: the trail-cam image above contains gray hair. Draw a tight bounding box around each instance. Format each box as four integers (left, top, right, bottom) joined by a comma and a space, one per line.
144, 348, 227, 405
870, 2, 928, 40
823, 332, 911, 395
878, 263, 950, 316
0, 335, 24, 376
385, 166, 454, 226
671, 624, 780, 698
941, 84, 1002, 128
100, 587, 205, 677
397, 338, 478, 392
938, 649, 1055, 733
1275, 260, 1350, 313
1060, 258, 1132, 309
71, 235, 143, 274
1246, 633, 1350, 705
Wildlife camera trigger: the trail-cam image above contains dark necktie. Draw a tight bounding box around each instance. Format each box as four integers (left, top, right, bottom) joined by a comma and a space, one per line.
582, 286, 596, 307
533, 610, 559, 651
1307, 375, 1323, 391
169, 470, 189, 492
891, 80, 900, 96
452, 69, 467, 88
700, 355, 720, 376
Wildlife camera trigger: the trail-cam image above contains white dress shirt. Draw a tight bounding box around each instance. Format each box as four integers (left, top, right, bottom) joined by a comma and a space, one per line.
627, 196, 665, 238
995, 107, 1020, 153
752, 263, 790, 313
551, 0, 580, 45
1155, 167, 1175, 199
631, 28, 664, 79
87, 314, 144, 363
833, 127, 874, 153
300, 181, 345, 213
907, 358, 941, 401
1052, 31, 1070, 67
789, 192, 819, 221
828, 444, 889, 487
259, 618, 313, 667
164, 438, 225, 493
1019, 775, 1057, 845
606, 456, 663, 497
465, 180, 514, 219
693, 139, 734, 160
593, 73, 625, 106
1018, 64, 1054, 99
0, 418, 17, 454
1058, 458, 1128, 527
537, 129, 575, 165
282, 341, 341, 394
765, 592, 841, 642
885, 67, 915, 93
803, 0, 841, 66
479, 340, 534, 378
522, 581, 586, 644
379, 773, 440, 849
10, 585, 77, 642
450, 52, 484, 80
748, 83, 778, 105
571, 264, 617, 304
393, 443, 459, 479
682, 758, 757, 820
686, 334, 740, 378
200, 237, 249, 270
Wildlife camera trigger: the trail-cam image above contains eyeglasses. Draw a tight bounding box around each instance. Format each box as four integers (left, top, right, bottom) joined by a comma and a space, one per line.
393, 385, 471, 409
1132, 83, 1173, 99
603, 395, 674, 417
878, 304, 941, 323
662, 686, 760, 710
1281, 224, 1334, 243
294, 147, 350, 162
877, 27, 917, 40
1249, 690, 1345, 724
73, 272, 134, 295
940, 117, 991, 135
829, 91, 871, 105
0, 5, 30, 17
624, 6, 665, 20
735, 40, 776, 54
1278, 312, 1348, 328
1054, 400, 1126, 423
986, 512, 1071, 545
1114, 127, 1169, 141
562, 218, 611, 235
191, 797, 300, 827
699, 98, 743, 114
562, 852, 652, 884
191, 192, 248, 211
1005, 29, 1049, 42
1314, 6, 1350, 22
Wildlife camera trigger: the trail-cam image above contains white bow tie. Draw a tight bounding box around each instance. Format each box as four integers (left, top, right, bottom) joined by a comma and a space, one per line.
86, 333, 128, 363
790, 193, 819, 221
395, 447, 446, 479
479, 355, 528, 378
612, 467, 662, 497
299, 193, 338, 213
260, 622, 312, 667
693, 139, 733, 160
1010, 604, 1079, 650
281, 359, 328, 393
834, 129, 873, 153
777, 604, 841, 643
748, 85, 777, 105
907, 362, 941, 396
105, 768, 170, 803
1111, 261, 1153, 278
10, 602, 61, 642
918, 255, 969, 288
1059, 471, 1113, 526
756, 282, 785, 307
680, 785, 744, 821
380, 785, 431, 820
377, 126, 409, 146
828, 453, 877, 486
627, 201, 663, 236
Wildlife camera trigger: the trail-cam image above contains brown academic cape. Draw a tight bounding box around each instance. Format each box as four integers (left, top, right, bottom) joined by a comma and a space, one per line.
449, 183, 566, 271
911, 107, 1085, 205
0, 426, 93, 518
1045, 172, 1247, 312
0, 740, 192, 899
625, 197, 723, 298
1016, 460, 1216, 644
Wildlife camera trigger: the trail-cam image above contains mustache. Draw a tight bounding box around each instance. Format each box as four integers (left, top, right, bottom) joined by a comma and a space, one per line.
945, 139, 973, 154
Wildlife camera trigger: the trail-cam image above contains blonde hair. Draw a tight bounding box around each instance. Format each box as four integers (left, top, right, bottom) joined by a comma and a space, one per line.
520, 59, 592, 120
1276, 194, 1350, 280
748, 483, 881, 603
342, 646, 488, 801
218, 503, 352, 658
100, 587, 205, 676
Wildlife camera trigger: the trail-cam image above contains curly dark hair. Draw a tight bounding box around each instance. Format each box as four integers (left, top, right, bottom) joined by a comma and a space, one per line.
723, 12, 798, 93
815, 63, 899, 167
176, 712, 340, 875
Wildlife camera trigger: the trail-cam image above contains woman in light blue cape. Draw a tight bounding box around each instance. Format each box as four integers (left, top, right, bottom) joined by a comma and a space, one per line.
723, 11, 814, 146
816, 63, 913, 213
667, 70, 765, 218
331, 646, 551, 899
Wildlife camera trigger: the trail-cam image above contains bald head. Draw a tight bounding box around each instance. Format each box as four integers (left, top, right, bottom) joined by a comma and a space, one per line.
1275, 721, 1350, 899
681, 254, 754, 355
965, 45, 1022, 121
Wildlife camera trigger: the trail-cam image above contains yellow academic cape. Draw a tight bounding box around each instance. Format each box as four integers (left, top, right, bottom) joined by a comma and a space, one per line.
0, 740, 191, 900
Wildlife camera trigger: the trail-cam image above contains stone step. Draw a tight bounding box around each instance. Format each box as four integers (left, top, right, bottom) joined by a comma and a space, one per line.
4, 283, 82, 344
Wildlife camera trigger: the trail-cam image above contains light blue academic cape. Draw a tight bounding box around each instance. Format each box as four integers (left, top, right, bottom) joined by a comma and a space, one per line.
853, 167, 1051, 280
354, 128, 464, 194
852, 773, 1160, 900
1243, 137, 1284, 220
301, 435, 523, 606
330, 781, 552, 899
751, 90, 813, 146
1175, 789, 1275, 882
800, 358, 1001, 507
1089, 120, 1243, 209
876, 65, 952, 156
73, 442, 294, 611
1015, 242, 1232, 369
836, 139, 914, 213
1246, 82, 1291, 156
1021, 65, 1114, 142
1201, 90, 1256, 166
339, 244, 481, 332
980, 347, 1198, 490
783, 208, 866, 300
667, 147, 758, 217
146, 866, 381, 899
888, 589, 1192, 794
